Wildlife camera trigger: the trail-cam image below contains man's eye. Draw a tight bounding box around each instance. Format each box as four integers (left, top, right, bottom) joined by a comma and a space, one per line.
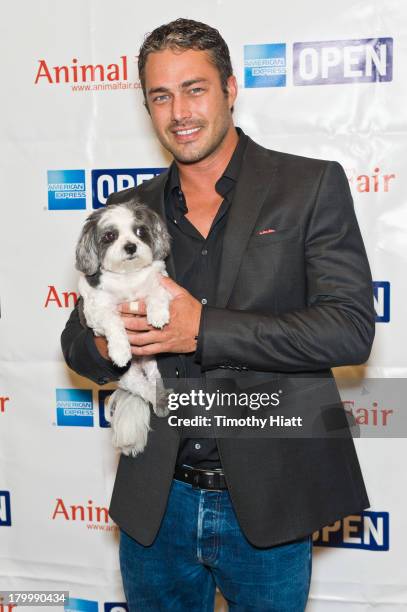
153, 95, 169, 103
135, 226, 147, 239
102, 231, 116, 243
190, 87, 204, 95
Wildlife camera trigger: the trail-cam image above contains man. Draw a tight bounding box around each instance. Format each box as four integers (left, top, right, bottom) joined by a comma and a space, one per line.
61, 18, 375, 611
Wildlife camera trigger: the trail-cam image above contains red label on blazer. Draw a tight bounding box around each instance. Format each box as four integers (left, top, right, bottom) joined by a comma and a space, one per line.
257, 228, 276, 235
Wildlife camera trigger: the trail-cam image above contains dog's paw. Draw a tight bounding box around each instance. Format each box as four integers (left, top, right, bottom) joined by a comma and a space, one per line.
121, 444, 147, 458
108, 338, 132, 367
147, 307, 170, 329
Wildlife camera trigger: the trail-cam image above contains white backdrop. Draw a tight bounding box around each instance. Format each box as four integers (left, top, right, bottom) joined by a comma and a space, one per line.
1, 1, 406, 610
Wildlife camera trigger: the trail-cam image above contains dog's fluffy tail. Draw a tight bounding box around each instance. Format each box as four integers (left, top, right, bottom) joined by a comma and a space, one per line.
108, 388, 151, 457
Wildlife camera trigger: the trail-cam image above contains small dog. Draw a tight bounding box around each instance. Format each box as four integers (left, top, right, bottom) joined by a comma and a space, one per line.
75, 198, 172, 456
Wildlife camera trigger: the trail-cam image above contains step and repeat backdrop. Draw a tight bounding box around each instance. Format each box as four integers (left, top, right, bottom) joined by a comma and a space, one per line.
1, 0, 406, 610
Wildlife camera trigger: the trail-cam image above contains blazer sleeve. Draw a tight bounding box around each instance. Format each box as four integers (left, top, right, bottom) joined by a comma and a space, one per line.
197, 161, 375, 372
61, 297, 131, 385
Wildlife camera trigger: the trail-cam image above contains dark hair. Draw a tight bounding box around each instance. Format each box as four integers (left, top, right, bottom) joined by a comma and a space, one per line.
138, 18, 233, 101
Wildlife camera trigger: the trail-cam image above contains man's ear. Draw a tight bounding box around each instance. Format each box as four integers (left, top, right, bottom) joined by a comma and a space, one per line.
226, 74, 238, 111
143, 98, 151, 116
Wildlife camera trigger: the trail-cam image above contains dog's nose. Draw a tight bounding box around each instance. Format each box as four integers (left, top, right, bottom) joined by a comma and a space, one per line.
124, 242, 137, 255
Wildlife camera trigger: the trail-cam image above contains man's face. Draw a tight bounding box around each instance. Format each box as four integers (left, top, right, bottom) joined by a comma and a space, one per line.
144, 48, 237, 164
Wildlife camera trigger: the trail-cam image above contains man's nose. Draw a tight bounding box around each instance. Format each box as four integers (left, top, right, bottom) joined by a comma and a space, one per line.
171, 93, 192, 123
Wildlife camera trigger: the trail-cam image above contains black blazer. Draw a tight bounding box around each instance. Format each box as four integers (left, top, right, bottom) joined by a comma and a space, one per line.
61, 135, 375, 547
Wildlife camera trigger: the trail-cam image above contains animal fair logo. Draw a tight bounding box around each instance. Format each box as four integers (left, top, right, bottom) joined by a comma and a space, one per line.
0, 596, 16, 612
34, 56, 140, 93
44, 286, 79, 308
0, 396, 10, 415
346, 167, 396, 193
343, 398, 393, 428
51, 498, 117, 533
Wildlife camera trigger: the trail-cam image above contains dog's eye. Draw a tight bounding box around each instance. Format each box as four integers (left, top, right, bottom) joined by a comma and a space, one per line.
135, 226, 147, 240
102, 231, 117, 243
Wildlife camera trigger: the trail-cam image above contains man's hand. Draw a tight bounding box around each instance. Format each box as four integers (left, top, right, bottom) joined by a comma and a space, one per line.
94, 336, 110, 360
118, 276, 202, 356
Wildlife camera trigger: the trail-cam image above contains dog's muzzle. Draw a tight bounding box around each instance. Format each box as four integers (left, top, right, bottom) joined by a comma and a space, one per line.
124, 242, 137, 255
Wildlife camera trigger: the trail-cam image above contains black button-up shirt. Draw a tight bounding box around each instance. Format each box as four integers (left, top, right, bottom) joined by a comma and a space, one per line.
164, 127, 248, 469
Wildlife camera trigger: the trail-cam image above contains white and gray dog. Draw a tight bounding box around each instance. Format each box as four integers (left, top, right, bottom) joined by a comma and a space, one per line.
75, 199, 172, 457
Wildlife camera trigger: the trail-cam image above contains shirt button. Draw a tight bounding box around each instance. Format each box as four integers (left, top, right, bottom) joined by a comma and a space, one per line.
201, 298, 207, 305
195, 443, 201, 450
175, 367, 180, 378
201, 248, 208, 256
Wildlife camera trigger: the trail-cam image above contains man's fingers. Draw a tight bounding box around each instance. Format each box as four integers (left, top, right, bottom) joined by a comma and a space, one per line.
131, 343, 167, 356
118, 300, 147, 315
127, 330, 167, 346
121, 315, 153, 332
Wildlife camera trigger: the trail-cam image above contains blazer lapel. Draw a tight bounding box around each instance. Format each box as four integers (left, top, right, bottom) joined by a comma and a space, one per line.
137, 169, 177, 281
215, 137, 278, 308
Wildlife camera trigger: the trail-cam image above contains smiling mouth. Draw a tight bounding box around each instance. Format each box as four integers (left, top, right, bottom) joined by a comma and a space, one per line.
173, 127, 201, 136
171, 126, 204, 142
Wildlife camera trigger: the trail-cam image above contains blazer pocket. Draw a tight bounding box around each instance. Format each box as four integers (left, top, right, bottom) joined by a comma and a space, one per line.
246, 226, 301, 249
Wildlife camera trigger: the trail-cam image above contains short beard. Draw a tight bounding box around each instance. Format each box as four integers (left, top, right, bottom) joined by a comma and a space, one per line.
167, 118, 231, 165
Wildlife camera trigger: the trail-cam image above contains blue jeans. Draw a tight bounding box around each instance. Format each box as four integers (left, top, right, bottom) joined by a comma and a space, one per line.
120, 478, 312, 611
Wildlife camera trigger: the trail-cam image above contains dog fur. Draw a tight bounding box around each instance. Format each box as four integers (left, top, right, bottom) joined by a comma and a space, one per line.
75, 199, 171, 456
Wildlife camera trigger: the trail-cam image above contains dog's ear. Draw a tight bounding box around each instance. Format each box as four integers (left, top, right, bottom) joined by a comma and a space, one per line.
148, 209, 171, 261
75, 214, 99, 275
